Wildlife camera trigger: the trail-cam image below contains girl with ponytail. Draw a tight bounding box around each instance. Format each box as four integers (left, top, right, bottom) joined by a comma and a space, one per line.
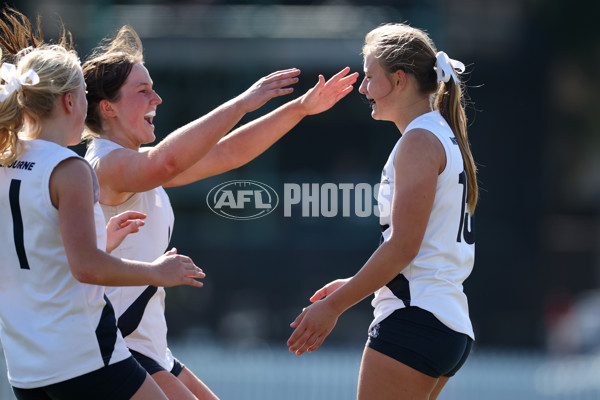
288, 23, 478, 400
0, 9, 205, 399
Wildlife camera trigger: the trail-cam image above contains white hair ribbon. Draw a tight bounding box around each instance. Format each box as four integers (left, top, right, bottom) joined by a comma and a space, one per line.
435, 51, 465, 83
0, 63, 40, 102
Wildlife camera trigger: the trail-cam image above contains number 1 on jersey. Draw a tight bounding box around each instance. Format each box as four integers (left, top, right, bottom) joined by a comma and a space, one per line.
10, 179, 30, 269
457, 171, 475, 244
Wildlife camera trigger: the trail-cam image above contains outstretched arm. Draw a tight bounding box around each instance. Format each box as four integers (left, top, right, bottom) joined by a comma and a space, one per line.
95, 69, 300, 202
164, 67, 359, 186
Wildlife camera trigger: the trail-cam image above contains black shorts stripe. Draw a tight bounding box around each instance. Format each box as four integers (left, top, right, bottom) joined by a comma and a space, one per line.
117, 285, 158, 337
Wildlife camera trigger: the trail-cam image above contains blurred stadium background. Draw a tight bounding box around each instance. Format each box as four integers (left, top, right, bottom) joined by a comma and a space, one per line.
1, 0, 599, 398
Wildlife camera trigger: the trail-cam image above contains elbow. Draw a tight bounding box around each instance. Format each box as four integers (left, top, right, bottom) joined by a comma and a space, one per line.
385, 237, 420, 264
156, 152, 184, 180
141, 151, 184, 184
70, 265, 101, 285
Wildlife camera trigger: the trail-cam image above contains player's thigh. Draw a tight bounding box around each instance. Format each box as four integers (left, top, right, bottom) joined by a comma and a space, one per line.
151, 370, 197, 400
357, 346, 439, 400
130, 374, 168, 400
177, 366, 219, 400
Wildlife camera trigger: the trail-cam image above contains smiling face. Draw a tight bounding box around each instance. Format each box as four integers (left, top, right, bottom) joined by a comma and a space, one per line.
105, 63, 162, 149
359, 52, 397, 122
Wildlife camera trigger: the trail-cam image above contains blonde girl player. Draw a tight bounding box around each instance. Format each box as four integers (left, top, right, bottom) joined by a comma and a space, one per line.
82, 26, 358, 400
288, 23, 478, 400
0, 9, 205, 400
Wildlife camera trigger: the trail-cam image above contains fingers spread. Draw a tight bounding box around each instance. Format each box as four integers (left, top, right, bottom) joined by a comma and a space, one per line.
339, 72, 359, 86
271, 87, 295, 98
335, 85, 355, 102
264, 68, 301, 81
329, 66, 351, 81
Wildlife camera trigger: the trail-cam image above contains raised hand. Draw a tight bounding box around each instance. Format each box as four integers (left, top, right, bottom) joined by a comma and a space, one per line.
151, 248, 206, 288
298, 67, 359, 116
238, 68, 301, 113
105, 211, 146, 254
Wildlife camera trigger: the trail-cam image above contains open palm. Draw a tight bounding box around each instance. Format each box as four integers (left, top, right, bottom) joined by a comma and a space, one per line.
299, 67, 359, 116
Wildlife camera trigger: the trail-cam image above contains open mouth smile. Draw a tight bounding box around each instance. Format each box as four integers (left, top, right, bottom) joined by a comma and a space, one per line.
144, 110, 155, 126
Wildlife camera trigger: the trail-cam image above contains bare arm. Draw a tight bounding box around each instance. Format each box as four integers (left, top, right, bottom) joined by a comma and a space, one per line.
163, 67, 359, 186
95, 69, 301, 204
287, 129, 445, 355
50, 158, 205, 287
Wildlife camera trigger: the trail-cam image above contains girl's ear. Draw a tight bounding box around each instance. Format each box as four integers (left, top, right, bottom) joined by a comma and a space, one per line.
61, 92, 74, 113
395, 69, 407, 89
99, 99, 117, 118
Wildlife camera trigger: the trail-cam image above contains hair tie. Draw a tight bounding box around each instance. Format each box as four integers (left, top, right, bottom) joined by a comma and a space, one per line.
435, 51, 465, 83
0, 63, 40, 102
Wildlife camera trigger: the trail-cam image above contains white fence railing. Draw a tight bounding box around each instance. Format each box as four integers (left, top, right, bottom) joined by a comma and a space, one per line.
2, 342, 600, 399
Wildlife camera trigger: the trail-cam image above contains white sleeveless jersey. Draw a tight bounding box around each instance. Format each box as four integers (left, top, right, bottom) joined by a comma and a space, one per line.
86, 138, 175, 370
0, 139, 130, 388
373, 111, 475, 339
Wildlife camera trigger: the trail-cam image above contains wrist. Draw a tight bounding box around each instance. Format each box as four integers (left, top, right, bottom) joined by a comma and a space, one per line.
287, 98, 310, 119
323, 291, 348, 316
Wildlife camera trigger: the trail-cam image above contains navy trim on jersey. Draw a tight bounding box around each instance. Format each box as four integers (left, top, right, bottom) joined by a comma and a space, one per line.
379, 224, 389, 246
117, 286, 158, 337
386, 274, 411, 307
379, 224, 411, 307
95, 295, 119, 366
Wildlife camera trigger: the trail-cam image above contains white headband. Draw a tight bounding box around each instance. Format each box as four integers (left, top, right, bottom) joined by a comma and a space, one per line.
435, 51, 465, 83
0, 63, 40, 102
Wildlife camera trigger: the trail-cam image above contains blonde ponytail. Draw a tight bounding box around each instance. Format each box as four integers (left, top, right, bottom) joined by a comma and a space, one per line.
434, 79, 478, 213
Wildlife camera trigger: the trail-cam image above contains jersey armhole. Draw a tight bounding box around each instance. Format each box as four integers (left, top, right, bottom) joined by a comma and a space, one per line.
46, 156, 98, 210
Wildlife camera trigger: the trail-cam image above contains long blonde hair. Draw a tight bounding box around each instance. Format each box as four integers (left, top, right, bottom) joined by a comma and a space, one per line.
0, 8, 80, 165
363, 23, 478, 213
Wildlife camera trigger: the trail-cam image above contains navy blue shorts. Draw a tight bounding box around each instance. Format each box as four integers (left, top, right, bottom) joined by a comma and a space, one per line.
129, 349, 185, 377
366, 306, 473, 378
12, 356, 147, 400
